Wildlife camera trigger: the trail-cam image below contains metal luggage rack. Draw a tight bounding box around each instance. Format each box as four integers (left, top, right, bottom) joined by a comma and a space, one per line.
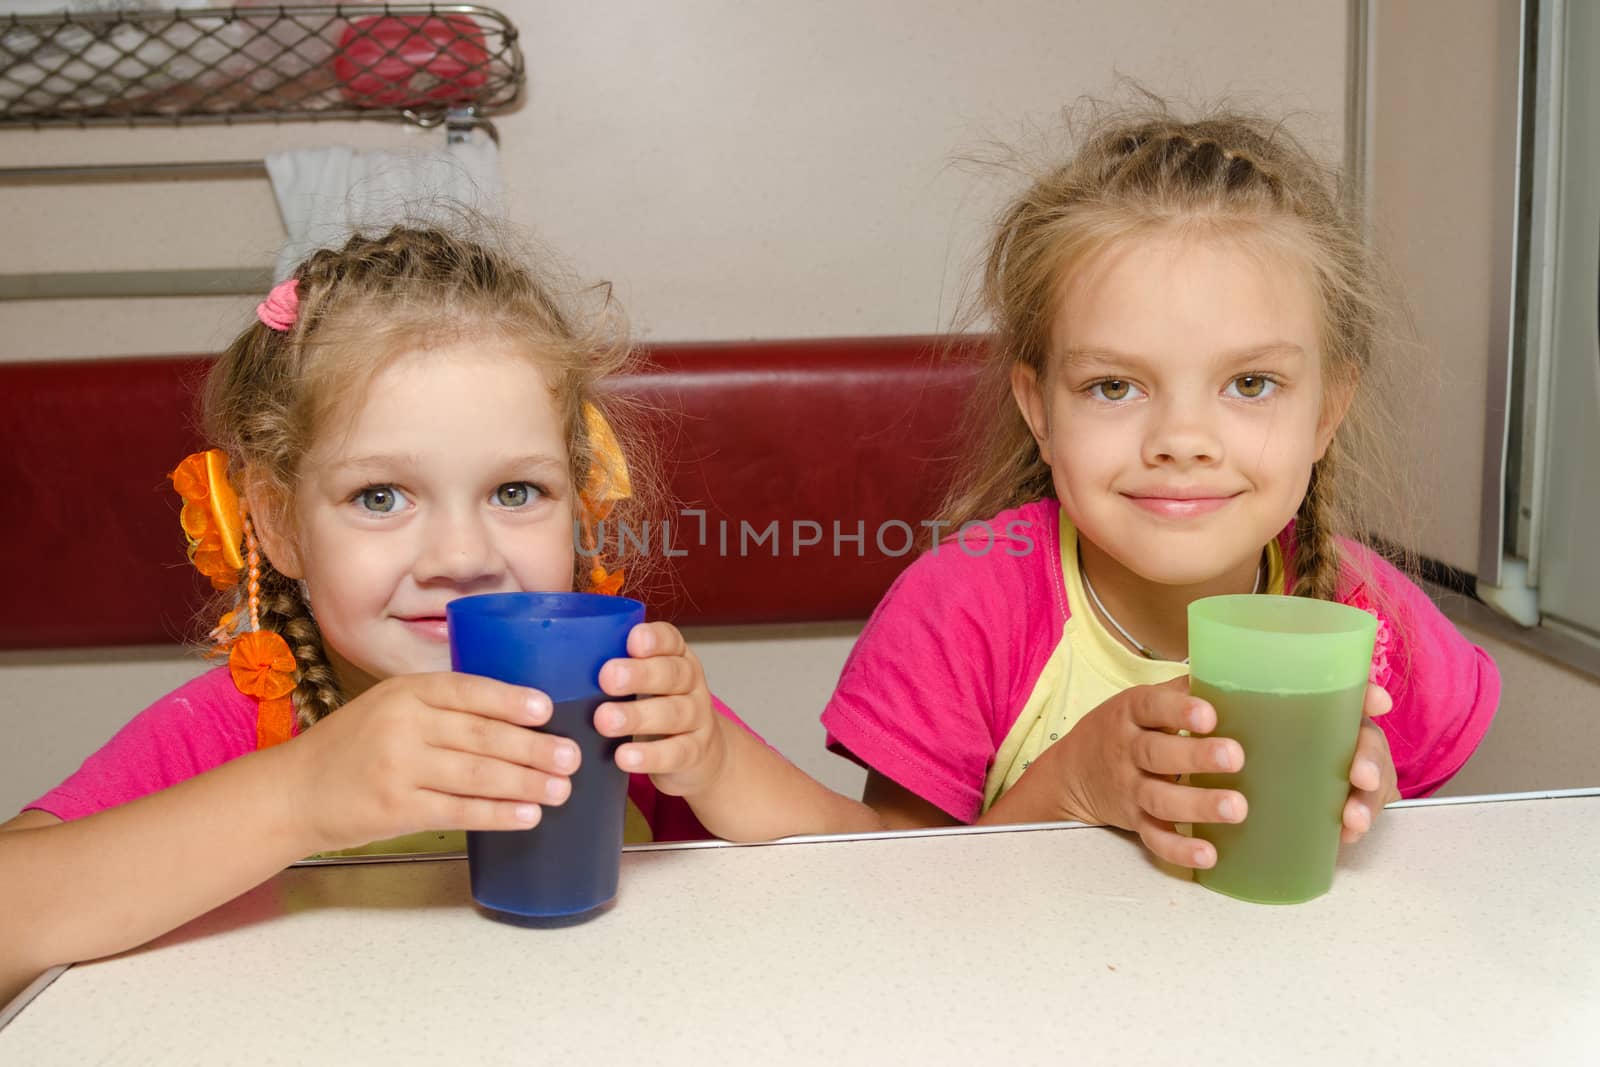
0, 5, 524, 302
0, 4, 524, 136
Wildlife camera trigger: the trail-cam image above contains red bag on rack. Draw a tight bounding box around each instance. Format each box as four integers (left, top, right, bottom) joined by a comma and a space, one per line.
334, 15, 488, 108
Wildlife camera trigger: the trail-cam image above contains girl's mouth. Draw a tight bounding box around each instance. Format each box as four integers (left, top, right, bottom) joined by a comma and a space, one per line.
396, 616, 451, 641
1123, 494, 1238, 519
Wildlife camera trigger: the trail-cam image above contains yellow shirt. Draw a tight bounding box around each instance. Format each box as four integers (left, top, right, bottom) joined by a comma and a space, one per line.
981, 513, 1284, 813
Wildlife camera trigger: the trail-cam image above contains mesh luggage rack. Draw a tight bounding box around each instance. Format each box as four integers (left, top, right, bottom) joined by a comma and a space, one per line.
0, 4, 524, 136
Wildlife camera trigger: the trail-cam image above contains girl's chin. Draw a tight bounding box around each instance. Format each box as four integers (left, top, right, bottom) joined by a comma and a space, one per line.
1094, 548, 1260, 593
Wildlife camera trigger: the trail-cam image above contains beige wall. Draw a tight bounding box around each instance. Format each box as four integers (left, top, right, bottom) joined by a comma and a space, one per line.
0, 0, 1349, 361
1366, 0, 1521, 576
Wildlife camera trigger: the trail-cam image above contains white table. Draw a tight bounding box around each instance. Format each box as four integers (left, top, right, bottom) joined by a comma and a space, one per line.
3, 791, 1597, 1065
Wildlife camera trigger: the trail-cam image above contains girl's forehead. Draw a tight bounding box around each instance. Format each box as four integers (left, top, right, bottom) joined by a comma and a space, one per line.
372, 337, 558, 386
1049, 230, 1322, 361
308, 342, 568, 462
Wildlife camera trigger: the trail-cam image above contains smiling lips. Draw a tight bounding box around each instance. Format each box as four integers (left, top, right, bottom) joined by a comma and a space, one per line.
1122, 490, 1241, 519
397, 615, 451, 641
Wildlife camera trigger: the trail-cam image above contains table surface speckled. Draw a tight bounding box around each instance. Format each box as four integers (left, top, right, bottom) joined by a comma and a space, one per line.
2, 793, 1597, 1065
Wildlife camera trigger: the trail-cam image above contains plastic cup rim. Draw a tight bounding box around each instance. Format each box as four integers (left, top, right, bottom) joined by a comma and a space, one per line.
1188, 593, 1378, 639
446, 590, 645, 622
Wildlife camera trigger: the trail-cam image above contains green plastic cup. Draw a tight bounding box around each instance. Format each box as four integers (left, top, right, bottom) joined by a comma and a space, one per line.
1187, 594, 1377, 905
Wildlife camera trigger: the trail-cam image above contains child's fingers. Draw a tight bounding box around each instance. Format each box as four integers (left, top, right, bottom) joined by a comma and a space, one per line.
1133, 730, 1242, 777
1364, 683, 1394, 719
626, 620, 687, 658
1136, 813, 1217, 869
406, 672, 553, 725
614, 731, 705, 774
599, 654, 698, 699
1135, 777, 1247, 827
420, 791, 544, 832
428, 710, 581, 775
1341, 791, 1380, 843
1347, 718, 1389, 792
1129, 681, 1217, 735
1342, 717, 1393, 843
593, 695, 701, 739
420, 749, 572, 807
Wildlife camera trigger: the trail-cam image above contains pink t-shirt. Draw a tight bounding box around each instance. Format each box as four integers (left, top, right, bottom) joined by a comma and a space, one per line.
822, 500, 1501, 823
27, 666, 729, 843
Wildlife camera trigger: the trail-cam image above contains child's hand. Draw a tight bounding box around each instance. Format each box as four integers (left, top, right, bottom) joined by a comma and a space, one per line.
1035, 677, 1247, 869
1341, 685, 1399, 844
285, 673, 579, 853
594, 621, 726, 798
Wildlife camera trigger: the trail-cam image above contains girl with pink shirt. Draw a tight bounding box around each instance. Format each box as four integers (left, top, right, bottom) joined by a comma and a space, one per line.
2, 224, 878, 1002
823, 103, 1500, 867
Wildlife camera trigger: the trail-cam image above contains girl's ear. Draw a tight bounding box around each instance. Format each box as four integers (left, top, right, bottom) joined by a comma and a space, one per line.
1315, 372, 1358, 461
1010, 362, 1052, 456
244, 476, 304, 580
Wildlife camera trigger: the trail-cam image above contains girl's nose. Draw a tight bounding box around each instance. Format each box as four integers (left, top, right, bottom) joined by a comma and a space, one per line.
1143, 396, 1222, 468
415, 509, 500, 584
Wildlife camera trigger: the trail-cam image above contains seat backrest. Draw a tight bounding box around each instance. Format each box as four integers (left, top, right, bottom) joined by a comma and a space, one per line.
0, 336, 982, 648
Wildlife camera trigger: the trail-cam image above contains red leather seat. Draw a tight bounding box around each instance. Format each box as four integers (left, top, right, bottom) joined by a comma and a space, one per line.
0, 337, 981, 649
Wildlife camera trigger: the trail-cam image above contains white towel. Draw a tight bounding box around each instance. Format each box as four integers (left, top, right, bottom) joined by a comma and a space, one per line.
265, 134, 505, 282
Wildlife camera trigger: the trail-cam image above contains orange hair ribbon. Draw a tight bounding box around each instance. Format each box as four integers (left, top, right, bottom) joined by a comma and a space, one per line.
170, 449, 298, 749
579, 403, 631, 596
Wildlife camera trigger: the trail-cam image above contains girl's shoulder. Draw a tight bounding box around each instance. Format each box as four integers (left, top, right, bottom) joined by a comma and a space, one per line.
1331, 538, 1425, 609
887, 498, 1065, 624
122, 665, 263, 754
917, 498, 1061, 577
170, 663, 259, 705
1277, 529, 1466, 690
1279, 529, 1436, 618
26, 665, 261, 821
839, 497, 1068, 708
1330, 536, 1443, 624
147, 665, 262, 734
1329, 539, 1418, 690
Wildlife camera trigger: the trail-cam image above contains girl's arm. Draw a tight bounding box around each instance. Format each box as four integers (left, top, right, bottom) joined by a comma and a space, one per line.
0, 743, 313, 1005
858, 761, 1102, 831
0, 671, 585, 1006
847, 682, 1230, 838
678, 717, 886, 841
595, 622, 886, 842
861, 771, 960, 829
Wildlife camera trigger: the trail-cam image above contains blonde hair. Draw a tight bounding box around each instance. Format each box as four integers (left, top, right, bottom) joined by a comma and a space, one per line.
202, 224, 654, 728
941, 99, 1408, 603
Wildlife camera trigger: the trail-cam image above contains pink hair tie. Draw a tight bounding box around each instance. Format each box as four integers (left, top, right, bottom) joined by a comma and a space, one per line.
256, 278, 300, 332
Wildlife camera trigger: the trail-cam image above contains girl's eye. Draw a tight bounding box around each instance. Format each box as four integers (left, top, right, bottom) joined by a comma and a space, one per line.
493, 482, 542, 508
1227, 375, 1278, 399
355, 485, 409, 513
1089, 379, 1143, 402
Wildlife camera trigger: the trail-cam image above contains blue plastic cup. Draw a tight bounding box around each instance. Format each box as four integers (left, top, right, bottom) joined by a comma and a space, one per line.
446, 591, 645, 924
